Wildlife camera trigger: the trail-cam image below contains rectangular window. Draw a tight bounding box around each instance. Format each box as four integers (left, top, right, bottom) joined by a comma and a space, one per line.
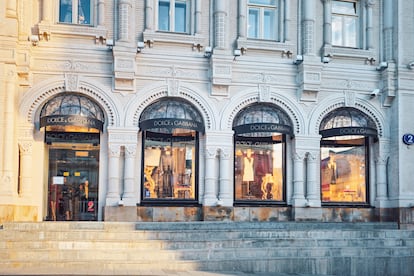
321, 141, 367, 204
143, 133, 196, 201
234, 136, 285, 202
158, 0, 189, 33
59, 0, 92, 25
247, 0, 278, 40
332, 0, 358, 48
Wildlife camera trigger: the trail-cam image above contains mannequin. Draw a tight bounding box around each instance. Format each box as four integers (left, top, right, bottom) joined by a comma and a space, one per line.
243, 149, 254, 195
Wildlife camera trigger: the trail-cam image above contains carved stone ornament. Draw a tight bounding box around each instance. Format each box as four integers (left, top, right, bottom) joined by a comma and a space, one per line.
65, 74, 79, 92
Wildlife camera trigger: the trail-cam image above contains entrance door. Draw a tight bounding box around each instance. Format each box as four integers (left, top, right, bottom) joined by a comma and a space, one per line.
47, 143, 99, 221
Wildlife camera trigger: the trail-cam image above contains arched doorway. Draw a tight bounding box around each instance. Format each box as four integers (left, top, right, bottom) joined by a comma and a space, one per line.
319, 107, 378, 205
139, 98, 204, 204
233, 103, 293, 204
40, 93, 104, 221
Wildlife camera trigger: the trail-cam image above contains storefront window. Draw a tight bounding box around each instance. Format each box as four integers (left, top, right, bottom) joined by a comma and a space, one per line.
233, 103, 292, 203
320, 107, 377, 205
139, 98, 204, 204
40, 93, 104, 221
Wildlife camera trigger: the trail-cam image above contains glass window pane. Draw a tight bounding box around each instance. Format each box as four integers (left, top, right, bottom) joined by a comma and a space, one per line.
264, 9, 276, 40
60, 0, 73, 23
234, 138, 284, 201
158, 1, 170, 31
344, 17, 357, 47
249, 0, 276, 5
175, 2, 187, 33
143, 134, 196, 200
332, 1, 356, 15
248, 9, 259, 38
332, 15, 343, 46
321, 144, 366, 203
78, 0, 91, 24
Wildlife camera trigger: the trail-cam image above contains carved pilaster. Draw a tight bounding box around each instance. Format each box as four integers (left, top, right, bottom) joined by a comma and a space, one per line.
204, 147, 218, 205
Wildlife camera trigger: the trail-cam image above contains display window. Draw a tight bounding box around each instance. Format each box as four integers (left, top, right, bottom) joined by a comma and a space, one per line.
233, 103, 293, 204
319, 107, 377, 205
139, 98, 204, 204
142, 132, 196, 200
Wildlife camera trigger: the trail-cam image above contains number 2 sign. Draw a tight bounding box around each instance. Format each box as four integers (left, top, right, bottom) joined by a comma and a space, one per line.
402, 134, 414, 145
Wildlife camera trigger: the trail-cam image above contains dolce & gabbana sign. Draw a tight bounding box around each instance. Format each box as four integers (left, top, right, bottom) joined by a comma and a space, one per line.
321, 127, 377, 138
40, 115, 103, 131
140, 118, 204, 133
234, 123, 293, 135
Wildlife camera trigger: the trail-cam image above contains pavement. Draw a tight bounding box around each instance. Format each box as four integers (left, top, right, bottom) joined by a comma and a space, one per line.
0, 270, 335, 276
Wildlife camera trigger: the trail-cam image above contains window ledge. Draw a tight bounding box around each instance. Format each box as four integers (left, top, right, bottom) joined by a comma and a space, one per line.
37, 22, 108, 42
237, 37, 296, 54
323, 45, 376, 61
143, 30, 207, 47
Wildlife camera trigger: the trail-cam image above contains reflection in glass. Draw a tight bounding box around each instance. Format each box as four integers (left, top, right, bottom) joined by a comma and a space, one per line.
247, 1, 278, 40
331, 0, 358, 47
234, 136, 284, 201
59, 0, 91, 25
321, 141, 367, 203
175, 1, 187, 33
143, 132, 196, 200
158, 0, 170, 31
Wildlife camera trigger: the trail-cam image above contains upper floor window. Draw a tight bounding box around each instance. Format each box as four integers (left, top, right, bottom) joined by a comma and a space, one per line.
59, 0, 92, 25
248, 0, 279, 40
332, 0, 359, 48
158, 0, 189, 33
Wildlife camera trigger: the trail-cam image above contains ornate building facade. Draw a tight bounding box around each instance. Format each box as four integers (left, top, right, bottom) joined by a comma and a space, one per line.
0, 0, 413, 223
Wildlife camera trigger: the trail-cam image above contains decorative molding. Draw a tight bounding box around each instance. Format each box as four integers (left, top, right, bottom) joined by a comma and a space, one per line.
65, 74, 79, 92
258, 84, 271, 102
108, 144, 122, 158
125, 145, 137, 158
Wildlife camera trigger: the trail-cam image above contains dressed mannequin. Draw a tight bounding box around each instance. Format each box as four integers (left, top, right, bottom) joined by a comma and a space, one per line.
242, 149, 254, 196
144, 148, 161, 198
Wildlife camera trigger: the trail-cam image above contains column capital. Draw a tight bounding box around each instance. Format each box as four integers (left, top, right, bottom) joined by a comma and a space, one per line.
125, 144, 137, 158
18, 141, 33, 155
108, 144, 122, 158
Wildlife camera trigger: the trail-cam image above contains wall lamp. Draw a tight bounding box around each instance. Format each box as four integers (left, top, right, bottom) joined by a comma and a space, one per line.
376, 61, 388, 71
370, 88, 381, 98
293, 55, 303, 65
204, 46, 212, 58
28, 35, 39, 46
407, 61, 414, 70
106, 39, 114, 49
137, 41, 145, 53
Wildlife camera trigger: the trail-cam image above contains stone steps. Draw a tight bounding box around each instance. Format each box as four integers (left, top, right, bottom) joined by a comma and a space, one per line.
1, 221, 413, 276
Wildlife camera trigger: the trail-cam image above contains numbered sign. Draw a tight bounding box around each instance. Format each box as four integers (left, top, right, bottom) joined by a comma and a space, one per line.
402, 133, 414, 145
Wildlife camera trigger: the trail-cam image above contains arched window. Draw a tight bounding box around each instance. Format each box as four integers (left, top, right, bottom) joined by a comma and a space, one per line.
40, 93, 104, 221
233, 103, 293, 204
319, 107, 377, 205
139, 98, 204, 204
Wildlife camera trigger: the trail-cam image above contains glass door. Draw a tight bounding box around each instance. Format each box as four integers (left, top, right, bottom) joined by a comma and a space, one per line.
47, 143, 99, 221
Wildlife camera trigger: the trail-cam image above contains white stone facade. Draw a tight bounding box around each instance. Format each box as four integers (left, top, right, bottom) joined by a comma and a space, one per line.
1, 0, 414, 222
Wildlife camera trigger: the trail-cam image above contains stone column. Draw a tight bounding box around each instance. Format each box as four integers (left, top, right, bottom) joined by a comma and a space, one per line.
302, 0, 315, 55
375, 156, 388, 200
306, 151, 320, 207
322, 0, 332, 47
106, 144, 121, 205
204, 147, 218, 205
6, 0, 17, 17
383, 0, 393, 61
122, 144, 137, 205
283, 0, 290, 42
195, 0, 202, 34
42, 0, 52, 22
97, 0, 105, 26
218, 147, 232, 205
214, 0, 227, 49
145, 0, 153, 31
2, 74, 16, 196
18, 141, 33, 197
365, 0, 374, 50
292, 151, 306, 206
238, 0, 247, 38
118, 0, 132, 42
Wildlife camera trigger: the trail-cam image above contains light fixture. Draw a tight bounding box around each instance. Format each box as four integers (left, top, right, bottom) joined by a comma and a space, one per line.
407, 61, 414, 70
106, 39, 114, 49
322, 56, 330, 63
370, 88, 380, 98
137, 41, 145, 53
376, 61, 388, 71
204, 46, 212, 58
293, 55, 303, 65
28, 35, 39, 46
